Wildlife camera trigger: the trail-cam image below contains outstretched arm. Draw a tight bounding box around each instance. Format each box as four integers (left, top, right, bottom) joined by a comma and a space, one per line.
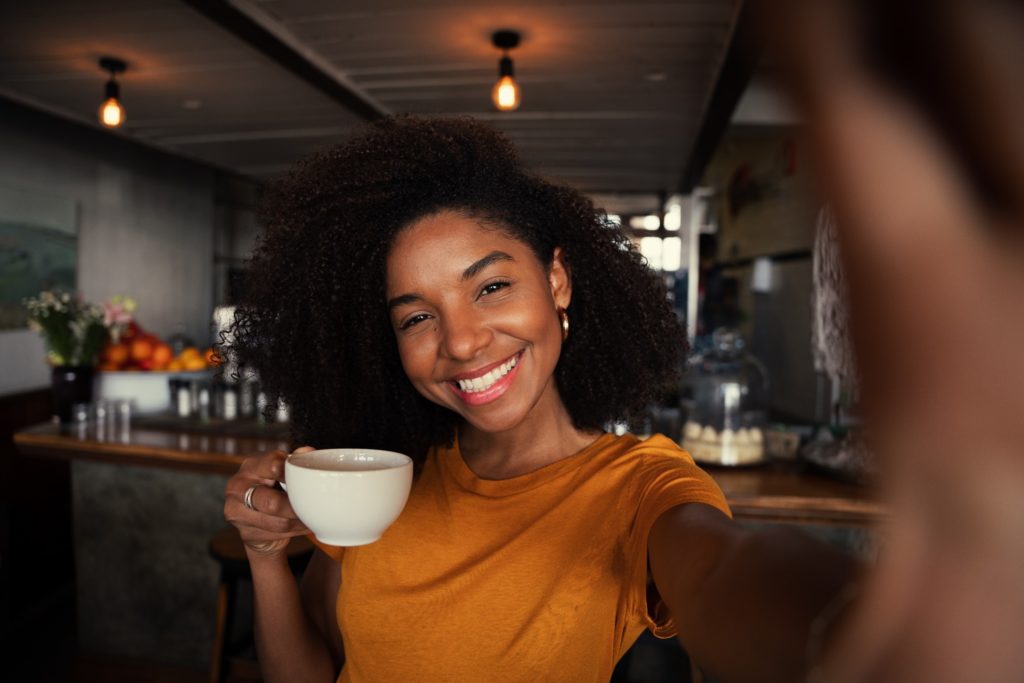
648, 504, 858, 682
762, 1, 1024, 680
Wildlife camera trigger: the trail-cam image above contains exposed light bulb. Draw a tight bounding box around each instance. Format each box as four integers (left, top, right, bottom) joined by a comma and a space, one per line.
99, 97, 125, 128
97, 58, 127, 129
490, 32, 522, 112
492, 75, 521, 111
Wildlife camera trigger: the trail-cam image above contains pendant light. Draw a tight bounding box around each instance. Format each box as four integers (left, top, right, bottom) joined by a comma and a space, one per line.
98, 57, 127, 128
491, 30, 521, 112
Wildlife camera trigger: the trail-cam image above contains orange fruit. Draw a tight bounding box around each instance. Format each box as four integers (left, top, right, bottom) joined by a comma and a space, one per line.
103, 342, 129, 367
203, 347, 222, 366
167, 359, 184, 372
98, 361, 120, 372
130, 338, 154, 362
183, 356, 207, 372
152, 343, 173, 366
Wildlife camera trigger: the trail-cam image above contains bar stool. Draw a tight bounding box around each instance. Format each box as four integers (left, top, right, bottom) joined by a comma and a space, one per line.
208, 527, 313, 683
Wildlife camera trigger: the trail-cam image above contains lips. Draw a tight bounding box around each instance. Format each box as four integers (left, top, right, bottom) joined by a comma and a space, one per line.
446, 351, 523, 407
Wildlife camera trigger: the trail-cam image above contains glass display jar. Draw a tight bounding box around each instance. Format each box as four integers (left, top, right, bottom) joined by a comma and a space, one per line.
681, 328, 769, 466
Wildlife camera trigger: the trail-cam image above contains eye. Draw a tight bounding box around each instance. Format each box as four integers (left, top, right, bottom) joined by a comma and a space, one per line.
479, 280, 511, 297
399, 313, 432, 330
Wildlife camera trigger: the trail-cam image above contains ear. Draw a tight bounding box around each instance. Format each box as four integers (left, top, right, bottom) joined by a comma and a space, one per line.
548, 247, 572, 309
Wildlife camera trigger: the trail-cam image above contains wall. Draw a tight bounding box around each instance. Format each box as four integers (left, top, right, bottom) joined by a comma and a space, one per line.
0, 98, 221, 396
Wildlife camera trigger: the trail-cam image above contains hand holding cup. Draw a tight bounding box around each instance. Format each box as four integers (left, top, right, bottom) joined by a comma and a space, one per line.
224, 447, 314, 557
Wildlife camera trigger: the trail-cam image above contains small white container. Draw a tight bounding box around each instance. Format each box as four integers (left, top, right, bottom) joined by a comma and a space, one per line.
97, 370, 212, 414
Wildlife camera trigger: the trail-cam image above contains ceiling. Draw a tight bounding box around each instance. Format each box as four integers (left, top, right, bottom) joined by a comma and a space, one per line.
0, 0, 747, 212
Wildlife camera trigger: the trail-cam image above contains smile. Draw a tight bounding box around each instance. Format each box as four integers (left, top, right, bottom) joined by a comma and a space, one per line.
447, 351, 522, 406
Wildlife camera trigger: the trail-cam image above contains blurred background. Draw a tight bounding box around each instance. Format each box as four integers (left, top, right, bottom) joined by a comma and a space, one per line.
0, 2, 869, 681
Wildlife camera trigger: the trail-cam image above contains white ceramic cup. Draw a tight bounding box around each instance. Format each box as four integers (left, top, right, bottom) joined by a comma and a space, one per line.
284, 448, 413, 546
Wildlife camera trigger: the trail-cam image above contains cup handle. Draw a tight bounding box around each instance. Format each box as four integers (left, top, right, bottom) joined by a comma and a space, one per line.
279, 452, 290, 492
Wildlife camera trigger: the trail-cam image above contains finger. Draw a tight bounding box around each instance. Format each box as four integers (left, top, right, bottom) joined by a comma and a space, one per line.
247, 484, 301, 520
227, 481, 301, 519
225, 495, 310, 535
236, 449, 288, 485
233, 528, 309, 552
275, 445, 316, 486
233, 523, 312, 545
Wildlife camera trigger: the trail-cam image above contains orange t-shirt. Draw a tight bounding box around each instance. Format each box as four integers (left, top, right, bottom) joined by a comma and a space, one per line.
311, 432, 730, 682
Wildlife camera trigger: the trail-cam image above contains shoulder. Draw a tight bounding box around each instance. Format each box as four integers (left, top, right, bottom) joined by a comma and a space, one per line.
587, 432, 691, 464
618, 433, 732, 519
609, 432, 709, 480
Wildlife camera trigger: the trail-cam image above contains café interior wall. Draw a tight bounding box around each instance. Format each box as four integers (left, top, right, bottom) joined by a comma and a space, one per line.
0, 100, 218, 397
703, 127, 823, 422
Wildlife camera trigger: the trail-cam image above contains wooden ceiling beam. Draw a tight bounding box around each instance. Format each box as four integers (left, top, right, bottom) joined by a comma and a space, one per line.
678, 0, 760, 193
181, 0, 387, 123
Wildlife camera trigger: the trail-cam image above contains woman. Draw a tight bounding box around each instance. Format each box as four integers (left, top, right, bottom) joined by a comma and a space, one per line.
223, 116, 856, 683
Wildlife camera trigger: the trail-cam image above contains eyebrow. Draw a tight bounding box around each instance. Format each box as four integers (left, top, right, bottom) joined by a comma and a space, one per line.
387, 251, 515, 311
461, 251, 514, 281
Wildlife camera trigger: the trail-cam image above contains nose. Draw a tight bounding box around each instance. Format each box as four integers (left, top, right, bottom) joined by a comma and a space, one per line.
440, 306, 492, 362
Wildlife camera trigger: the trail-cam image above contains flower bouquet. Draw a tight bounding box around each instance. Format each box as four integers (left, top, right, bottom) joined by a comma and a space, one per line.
24, 290, 135, 422
24, 291, 134, 366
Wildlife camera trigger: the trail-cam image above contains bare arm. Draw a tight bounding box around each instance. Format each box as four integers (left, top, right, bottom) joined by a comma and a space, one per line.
224, 448, 337, 683
248, 550, 339, 683
761, 2, 1024, 680
300, 548, 345, 671
648, 503, 859, 683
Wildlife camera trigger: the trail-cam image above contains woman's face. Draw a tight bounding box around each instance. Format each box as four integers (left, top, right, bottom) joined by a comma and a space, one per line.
386, 210, 571, 435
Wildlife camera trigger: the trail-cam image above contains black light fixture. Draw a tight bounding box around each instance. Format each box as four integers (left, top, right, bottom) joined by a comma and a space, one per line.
98, 57, 127, 128
491, 30, 521, 111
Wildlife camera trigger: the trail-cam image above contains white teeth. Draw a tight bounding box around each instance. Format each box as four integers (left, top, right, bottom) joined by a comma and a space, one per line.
456, 355, 518, 393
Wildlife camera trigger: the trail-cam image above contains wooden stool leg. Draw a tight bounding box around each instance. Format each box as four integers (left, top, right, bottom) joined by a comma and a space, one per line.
209, 574, 230, 683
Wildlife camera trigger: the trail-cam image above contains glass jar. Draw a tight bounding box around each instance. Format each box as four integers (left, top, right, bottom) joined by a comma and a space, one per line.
681, 328, 769, 466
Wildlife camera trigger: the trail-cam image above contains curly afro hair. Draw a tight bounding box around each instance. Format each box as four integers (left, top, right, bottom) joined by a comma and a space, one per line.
229, 116, 686, 464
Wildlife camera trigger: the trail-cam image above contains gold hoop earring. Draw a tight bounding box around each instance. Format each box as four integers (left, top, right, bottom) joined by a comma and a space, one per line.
557, 307, 569, 341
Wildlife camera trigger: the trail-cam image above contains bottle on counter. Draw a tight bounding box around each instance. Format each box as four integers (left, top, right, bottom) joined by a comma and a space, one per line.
256, 390, 269, 423
275, 398, 290, 423
174, 379, 192, 418
239, 367, 258, 419
197, 382, 211, 421
221, 382, 238, 421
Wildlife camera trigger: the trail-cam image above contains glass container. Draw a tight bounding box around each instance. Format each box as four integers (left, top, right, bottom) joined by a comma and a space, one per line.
681, 328, 769, 466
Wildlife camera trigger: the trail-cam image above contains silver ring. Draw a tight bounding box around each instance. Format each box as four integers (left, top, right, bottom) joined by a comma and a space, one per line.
243, 484, 259, 512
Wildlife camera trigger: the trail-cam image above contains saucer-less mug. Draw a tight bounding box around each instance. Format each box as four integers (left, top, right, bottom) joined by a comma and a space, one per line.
284, 448, 413, 546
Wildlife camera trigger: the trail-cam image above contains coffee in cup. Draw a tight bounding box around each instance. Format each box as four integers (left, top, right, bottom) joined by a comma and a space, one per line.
285, 448, 413, 546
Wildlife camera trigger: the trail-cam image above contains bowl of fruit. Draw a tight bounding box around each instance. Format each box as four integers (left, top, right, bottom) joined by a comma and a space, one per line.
96, 321, 220, 413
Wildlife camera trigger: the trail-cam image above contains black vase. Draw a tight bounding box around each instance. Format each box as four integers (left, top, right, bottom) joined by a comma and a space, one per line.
51, 366, 96, 424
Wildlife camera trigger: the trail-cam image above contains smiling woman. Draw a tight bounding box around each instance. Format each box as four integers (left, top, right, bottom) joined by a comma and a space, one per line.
230, 116, 683, 465
386, 213, 573, 448
221, 116, 858, 683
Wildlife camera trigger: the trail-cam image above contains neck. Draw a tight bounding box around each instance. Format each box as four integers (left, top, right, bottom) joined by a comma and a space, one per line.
458, 385, 603, 480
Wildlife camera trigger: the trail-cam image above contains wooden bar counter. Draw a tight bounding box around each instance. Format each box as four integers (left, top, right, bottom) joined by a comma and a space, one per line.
16, 418, 884, 527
